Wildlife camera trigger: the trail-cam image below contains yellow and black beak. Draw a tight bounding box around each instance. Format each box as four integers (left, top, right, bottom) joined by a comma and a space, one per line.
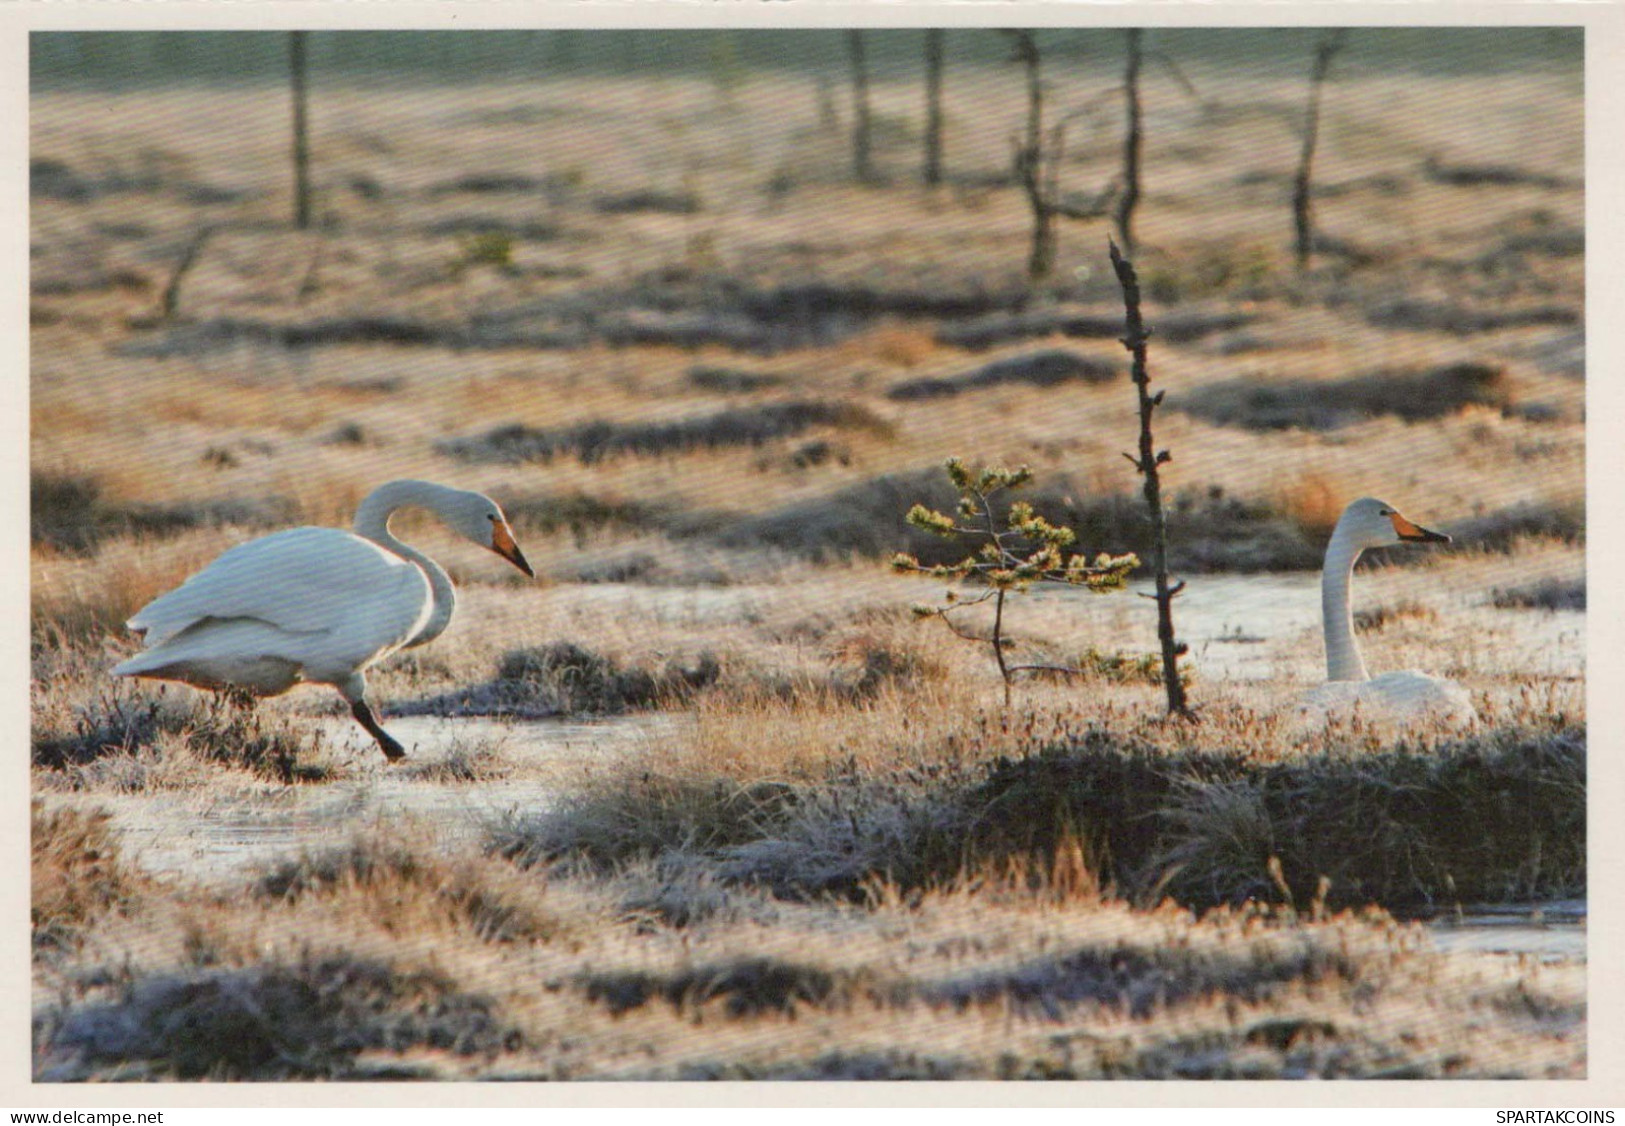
490, 520, 535, 577
1390, 512, 1451, 544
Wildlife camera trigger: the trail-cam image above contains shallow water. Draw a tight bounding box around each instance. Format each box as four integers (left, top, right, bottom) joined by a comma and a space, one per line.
532, 574, 1586, 684
1426, 900, 1586, 962
47, 714, 684, 886
1030, 572, 1585, 681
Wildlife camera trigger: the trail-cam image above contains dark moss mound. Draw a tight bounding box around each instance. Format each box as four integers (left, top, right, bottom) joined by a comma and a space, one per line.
719, 472, 1321, 573
31, 471, 294, 555
584, 957, 841, 1018
1491, 577, 1585, 611
1172, 363, 1512, 432
397, 642, 720, 719
42, 957, 520, 1080
938, 306, 1256, 351
496, 492, 668, 537
1444, 499, 1584, 552
441, 401, 892, 466
1365, 300, 1577, 336
957, 726, 1584, 912
887, 349, 1119, 402
688, 366, 788, 393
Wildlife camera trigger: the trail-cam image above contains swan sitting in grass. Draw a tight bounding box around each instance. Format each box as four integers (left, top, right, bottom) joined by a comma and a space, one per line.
1299, 496, 1477, 727
113, 479, 533, 761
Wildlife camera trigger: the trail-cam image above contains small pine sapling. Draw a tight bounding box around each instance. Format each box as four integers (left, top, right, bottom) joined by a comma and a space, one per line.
892, 458, 1139, 704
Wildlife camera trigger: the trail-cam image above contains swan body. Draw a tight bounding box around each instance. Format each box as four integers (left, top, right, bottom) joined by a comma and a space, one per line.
1300, 496, 1476, 727
113, 479, 533, 760
1301, 671, 1477, 725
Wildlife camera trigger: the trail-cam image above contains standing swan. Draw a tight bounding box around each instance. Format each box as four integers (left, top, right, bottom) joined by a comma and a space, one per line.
1301, 496, 1476, 725
113, 479, 534, 761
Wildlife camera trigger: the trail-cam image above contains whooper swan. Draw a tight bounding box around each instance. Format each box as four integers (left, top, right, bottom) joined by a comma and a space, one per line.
113, 479, 533, 761
1300, 496, 1477, 726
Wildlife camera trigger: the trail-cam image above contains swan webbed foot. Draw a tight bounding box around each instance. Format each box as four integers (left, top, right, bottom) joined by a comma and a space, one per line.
350, 699, 407, 762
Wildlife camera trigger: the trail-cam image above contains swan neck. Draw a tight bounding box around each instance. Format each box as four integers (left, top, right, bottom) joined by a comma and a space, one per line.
353, 481, 458, 646
1322, 527, 1369, 682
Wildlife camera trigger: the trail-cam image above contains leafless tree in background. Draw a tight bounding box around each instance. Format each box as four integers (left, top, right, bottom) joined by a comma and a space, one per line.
1010, 31, 1055, 278
1114, 30, 1143, 256
1006, 31, 1115, 282
1293, 31, 1349, 270
289, 31, 311, 230
847, 30, 876, 184
923, 29, 945, 186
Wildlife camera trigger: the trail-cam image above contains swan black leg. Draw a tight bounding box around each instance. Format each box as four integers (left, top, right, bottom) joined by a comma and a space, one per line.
351, 700, 406, 761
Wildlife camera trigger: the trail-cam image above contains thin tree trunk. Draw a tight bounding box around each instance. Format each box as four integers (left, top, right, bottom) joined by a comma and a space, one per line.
847, 30, 875, 184
923, 29, 945, 186
991, 588, 1011, 707
817, 76, 840, 133
289, 31, 311, 231
1293, 31, 1347, 270
1009, 32, 1053, 281
1110, 239, 1191, 718
1114, 29, 1143, 256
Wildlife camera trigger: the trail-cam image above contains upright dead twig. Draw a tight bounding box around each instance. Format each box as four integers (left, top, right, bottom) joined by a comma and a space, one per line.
1109, 239, 1192, 718
847, 30, 876, 184
923, 29, 946, 186
1114, 29, 1143, 256
1293, 30, 1348, 271
289, 31, 312, 230
1149, 48, 1204, 109
161, 226, 213, 323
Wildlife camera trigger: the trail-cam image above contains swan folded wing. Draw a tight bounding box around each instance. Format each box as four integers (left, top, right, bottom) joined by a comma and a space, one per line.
126, 528, 431, 648
1299, 671, 1475, 725
1366, 670, 1477, 720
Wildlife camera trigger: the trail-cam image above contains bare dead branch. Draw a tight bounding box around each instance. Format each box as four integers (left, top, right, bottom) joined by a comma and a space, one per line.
1110, 239, 1194, 719
1149, 49, 1205, 108
295, 237, 325, 306
1114, 29, 1143, 256
161, 226, 214, 323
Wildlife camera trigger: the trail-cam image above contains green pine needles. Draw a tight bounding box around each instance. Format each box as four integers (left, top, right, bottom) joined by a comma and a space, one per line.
892, 458, 1139, 702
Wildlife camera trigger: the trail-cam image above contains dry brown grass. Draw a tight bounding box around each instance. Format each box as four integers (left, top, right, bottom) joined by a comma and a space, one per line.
32, 800, 147, 953
837, 320, 944, 368
32, 525, 247, 642
31, 62, 1582, 569
1274, 471, 1349, 540
31, 56, 1585, 1082
32, 822, 1584, 1081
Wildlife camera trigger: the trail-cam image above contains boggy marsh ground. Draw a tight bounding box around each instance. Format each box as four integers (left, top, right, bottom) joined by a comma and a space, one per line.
31, 35, 1584, 1079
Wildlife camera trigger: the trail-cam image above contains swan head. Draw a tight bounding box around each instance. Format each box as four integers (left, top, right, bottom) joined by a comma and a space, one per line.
445, 489, 534, 578
1335, 496, 1451, 551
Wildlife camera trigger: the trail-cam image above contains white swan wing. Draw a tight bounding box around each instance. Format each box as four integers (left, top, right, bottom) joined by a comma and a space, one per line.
1299, 672, 1476, 727
1367, 670, 1477, 721
126, 527, 430, 648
